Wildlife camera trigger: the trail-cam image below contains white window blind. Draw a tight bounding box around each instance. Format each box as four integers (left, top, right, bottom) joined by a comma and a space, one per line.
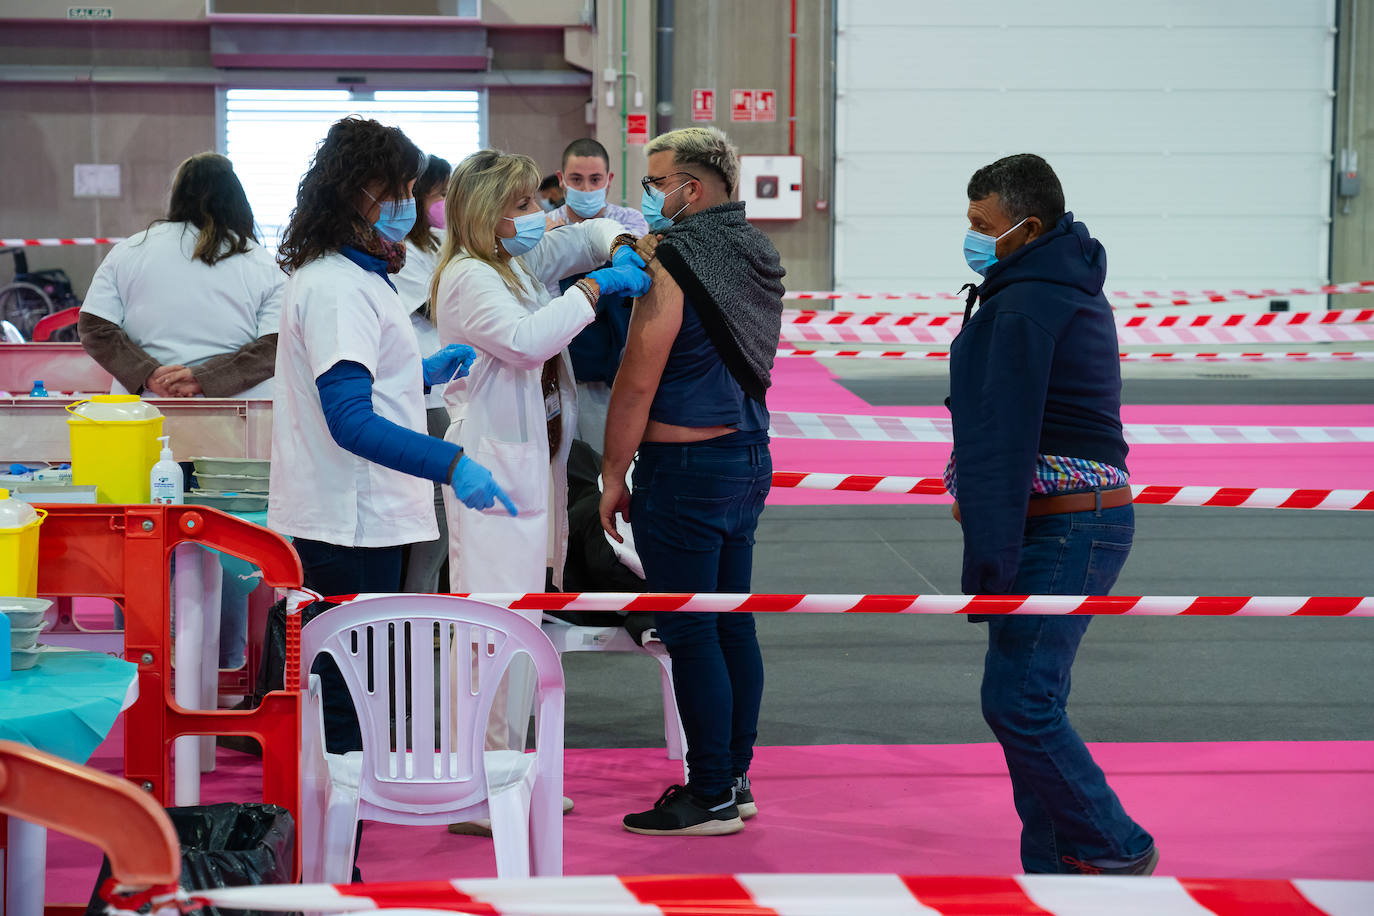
223, 89, 483, 247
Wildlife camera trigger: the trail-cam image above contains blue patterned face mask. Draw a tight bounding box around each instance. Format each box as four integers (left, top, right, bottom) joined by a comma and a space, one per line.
640, 181, 691, 232
366, 192, 416, 243
500, 210, 546, 256
963, 217, 1028, 276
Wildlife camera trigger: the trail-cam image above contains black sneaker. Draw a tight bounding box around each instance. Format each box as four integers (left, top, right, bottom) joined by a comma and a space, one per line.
1062, 846, 1160, 876
623, 784, 743, 836
733, 775, 757, 819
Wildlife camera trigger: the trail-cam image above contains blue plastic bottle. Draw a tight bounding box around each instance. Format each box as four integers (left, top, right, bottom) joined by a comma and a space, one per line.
29, 380, 48, 397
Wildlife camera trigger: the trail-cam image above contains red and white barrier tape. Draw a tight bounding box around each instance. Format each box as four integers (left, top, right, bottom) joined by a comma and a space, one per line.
781, 307, 1374, 330
191, 874, 1373, 915
784, 281, 1374, 308
770, 471, 1374, 511
769, 411, 1374, 445
781, 315, 1374, 346
305, 592, 1374, 617
1, 236, 125, 247
776, 348, 1374, 362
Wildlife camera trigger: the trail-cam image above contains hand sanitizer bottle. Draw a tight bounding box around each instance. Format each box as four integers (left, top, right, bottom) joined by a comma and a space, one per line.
150, 435, 184, 505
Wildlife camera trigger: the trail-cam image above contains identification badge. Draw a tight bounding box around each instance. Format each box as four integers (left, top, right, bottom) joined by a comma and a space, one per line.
545, 389, 562, 421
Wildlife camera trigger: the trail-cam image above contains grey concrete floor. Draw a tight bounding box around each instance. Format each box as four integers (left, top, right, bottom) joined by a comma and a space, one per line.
561, 362, 1374, 750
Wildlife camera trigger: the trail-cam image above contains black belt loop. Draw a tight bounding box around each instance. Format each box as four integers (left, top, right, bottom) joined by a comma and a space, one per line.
1094, 488, 1103, 515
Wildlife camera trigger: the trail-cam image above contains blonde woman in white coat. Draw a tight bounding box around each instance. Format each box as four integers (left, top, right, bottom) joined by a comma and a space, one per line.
430, 150, 651, 759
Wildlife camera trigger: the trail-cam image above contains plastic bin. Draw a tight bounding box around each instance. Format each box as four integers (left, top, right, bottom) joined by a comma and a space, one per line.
67, 395, 164, 503
0, 487, 46, 597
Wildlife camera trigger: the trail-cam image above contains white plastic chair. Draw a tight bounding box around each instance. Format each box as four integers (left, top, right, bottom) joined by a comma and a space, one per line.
540, 614, 687, 779
299, 594, 565, 883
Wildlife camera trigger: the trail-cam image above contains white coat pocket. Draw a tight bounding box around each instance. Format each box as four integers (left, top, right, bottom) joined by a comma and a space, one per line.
468, 435, 544, 518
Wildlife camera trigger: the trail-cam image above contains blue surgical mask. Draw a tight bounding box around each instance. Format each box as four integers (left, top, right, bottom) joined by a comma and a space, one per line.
500, 210, 546, 256
536, 197, 557, 213
367, 193, 416, 243
565, 185, 607, 218
963, 217, 1028, 276
640, 181, 690, 233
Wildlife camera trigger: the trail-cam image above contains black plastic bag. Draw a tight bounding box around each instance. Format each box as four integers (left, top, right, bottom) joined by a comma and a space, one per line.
85, 803, 295, 916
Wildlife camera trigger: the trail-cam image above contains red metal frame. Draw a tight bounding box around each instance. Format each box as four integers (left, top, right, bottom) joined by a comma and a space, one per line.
33, 504, 304, 875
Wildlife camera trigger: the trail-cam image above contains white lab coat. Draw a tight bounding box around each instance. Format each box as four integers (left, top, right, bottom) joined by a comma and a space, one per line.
395, 232, 447, 410
267, 252, 437, 548
81, 221, 283, 399
433, 218, 623, 594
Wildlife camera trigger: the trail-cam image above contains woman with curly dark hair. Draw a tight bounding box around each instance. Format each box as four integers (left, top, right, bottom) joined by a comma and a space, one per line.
268, 117, 515, 758
79, 151, 282, 398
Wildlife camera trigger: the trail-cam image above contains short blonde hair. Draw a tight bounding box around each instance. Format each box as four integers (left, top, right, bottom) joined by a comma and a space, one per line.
646, 127, 740, 197
430, 149, 540, 308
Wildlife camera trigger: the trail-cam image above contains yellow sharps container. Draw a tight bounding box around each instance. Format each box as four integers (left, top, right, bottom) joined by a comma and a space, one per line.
0, 489, 46, 597
66, 395, 164, 503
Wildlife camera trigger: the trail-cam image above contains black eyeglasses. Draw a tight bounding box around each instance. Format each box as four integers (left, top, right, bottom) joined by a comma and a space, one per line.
640, 171, 699, 193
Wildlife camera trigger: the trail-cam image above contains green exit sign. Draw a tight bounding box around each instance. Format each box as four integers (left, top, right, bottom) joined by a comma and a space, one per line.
68, 7, 113, 19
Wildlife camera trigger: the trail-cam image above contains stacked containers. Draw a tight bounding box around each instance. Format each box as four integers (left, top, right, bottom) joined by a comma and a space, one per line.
66, 395, 164, 503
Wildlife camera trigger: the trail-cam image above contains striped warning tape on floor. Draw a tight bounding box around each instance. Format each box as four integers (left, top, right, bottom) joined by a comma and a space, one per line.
768, 412, 1374, 445
191, 873, 1373, 915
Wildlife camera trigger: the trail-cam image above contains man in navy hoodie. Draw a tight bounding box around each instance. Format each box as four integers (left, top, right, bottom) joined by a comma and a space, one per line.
947, 154, 1158, 875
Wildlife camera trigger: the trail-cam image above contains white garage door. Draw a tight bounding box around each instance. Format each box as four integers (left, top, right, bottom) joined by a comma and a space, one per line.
834, 1, 1337, 306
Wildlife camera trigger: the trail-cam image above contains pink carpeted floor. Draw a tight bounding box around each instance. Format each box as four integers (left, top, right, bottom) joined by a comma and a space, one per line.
765, 359, 1374, 505
44, 735, 1374, 902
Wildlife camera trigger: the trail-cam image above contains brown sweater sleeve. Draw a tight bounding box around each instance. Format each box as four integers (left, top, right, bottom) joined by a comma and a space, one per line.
77, 312, 159, 394
189, 334, 278, 398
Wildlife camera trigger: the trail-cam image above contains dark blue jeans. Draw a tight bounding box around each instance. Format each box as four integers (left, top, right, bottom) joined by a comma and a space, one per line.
631, 439, 772, 797
979, 502, 1155, 873
293, 537, 404, 755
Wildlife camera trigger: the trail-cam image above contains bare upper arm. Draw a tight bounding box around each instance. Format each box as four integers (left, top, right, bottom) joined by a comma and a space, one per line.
619, 260, 683, 391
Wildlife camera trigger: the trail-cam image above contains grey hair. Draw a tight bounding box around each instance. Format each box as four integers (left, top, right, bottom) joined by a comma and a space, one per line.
646, 126, 740, 197
967, 154, 1066, 228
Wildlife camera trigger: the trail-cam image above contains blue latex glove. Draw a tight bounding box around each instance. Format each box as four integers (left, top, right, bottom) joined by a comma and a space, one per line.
611, 245, 646, 271
422, 344, 477, 387
587, 264, 652, 299
449, 453, 518, 516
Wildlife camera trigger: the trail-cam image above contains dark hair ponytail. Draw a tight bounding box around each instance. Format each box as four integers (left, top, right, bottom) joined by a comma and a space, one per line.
163, 152, 257, 266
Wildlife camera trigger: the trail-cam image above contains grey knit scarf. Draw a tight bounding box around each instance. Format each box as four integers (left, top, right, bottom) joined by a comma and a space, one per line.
654, 201, 787, 402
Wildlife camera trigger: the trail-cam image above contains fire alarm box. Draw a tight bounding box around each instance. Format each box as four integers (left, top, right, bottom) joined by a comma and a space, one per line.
739, 154, 802, 220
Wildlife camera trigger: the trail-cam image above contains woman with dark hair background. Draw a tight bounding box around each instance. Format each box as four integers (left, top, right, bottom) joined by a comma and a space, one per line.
79, 151, 283, 398
268, 117, 514, 762
393, 153, 454, 592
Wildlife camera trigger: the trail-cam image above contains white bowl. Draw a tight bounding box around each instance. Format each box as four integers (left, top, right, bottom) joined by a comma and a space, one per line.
10, 625, 42, 650
192, 458, 271, 479
11, 646, 40, 670
193, 473, 269, 493
0, 597, 51, 629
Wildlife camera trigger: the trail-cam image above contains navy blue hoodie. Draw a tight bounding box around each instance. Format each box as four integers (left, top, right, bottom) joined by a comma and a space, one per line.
948, 212, 1128, 595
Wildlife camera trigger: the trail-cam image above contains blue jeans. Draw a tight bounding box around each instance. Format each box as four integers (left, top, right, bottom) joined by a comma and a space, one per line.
979, 502, 1154, 873
631, 439, 772, 796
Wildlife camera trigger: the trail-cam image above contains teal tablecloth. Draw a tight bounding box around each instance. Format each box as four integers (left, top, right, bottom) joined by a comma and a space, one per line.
0, 648, 137, 764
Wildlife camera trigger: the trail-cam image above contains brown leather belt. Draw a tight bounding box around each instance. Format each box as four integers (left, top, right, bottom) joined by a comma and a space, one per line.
952, 485, 1132, 523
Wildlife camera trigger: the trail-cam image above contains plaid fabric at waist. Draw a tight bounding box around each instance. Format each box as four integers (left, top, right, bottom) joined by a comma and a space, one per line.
942, 452, 1129, 502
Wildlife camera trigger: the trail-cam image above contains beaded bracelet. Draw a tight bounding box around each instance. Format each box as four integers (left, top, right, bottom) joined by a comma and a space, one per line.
610, 233, 639, 259
573, 277, 601, 306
